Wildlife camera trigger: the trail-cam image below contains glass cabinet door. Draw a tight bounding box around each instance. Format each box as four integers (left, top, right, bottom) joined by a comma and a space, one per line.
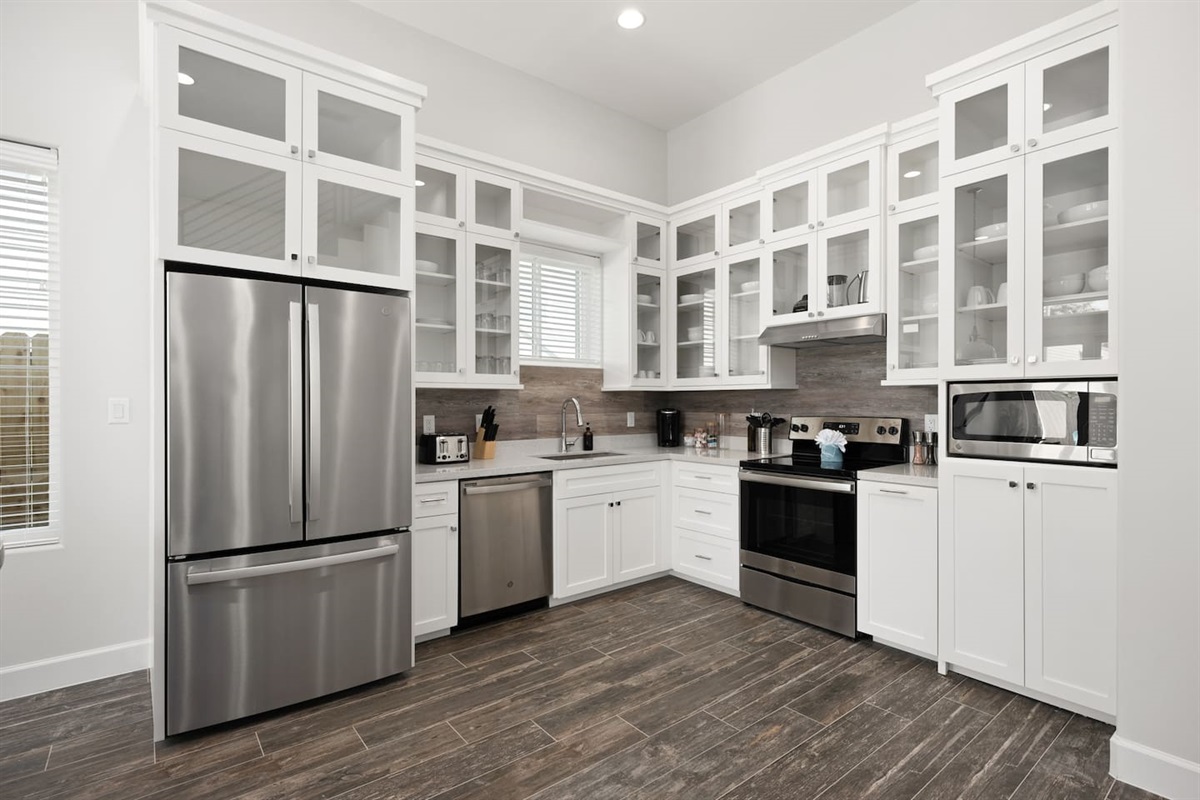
941, 160, 1025, 376
160, 130, 301, 276
158, 27, 301, 159
887, 131, 939, 215
415, 157, 466, 230
414, 225, 465, 382
725, 255, 765, 381
1025, 30, 1117, 152
887, 208, 940, 381
817, 149, 881, 229
817, 219, 880, 319
940, 65, 1025, 175
467, 171, 521, 239
633, 268, 664, 385
303, 74, 414, 186
632, 215, 665, 266
672, 207, 719, 270
302, 165, 413, 290
766, 233, 816, 324
763, 172, 815, 242
724, 194, 763, 256
1025, 131, 1114, 376
673, 265, 718, 383
469, 235, 518, 383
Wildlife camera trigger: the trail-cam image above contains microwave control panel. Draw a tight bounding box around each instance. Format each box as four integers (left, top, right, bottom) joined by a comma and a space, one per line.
1088, 395, 1117, 447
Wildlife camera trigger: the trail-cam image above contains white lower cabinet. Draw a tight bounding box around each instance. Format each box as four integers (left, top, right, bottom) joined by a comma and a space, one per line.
856, 481, 938, 658
670, 463, 739, 593
940, 461, 1117, 716
412, 481, 459, 638
552, 465, 665, 601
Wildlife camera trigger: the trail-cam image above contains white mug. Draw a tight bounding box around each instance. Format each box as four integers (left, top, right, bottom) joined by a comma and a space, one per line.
966, 285, 995, 307
637, 329, 646, 342
646, 330, 656, 344
996, 283, 1009, 304
637, 370, 648, 378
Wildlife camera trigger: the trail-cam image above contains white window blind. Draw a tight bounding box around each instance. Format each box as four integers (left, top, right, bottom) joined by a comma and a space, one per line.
518, 246, 602, 366
0, 139, 60, 547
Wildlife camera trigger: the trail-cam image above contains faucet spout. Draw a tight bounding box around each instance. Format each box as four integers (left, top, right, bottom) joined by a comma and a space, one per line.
560, 397, 584, 452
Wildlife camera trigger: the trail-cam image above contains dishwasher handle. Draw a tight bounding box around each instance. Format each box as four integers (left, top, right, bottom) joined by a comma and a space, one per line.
463, 478, 552, 496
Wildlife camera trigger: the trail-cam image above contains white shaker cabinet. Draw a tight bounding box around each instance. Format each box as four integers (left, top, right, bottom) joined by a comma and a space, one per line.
857, 481, 938, 658
302, 73, 416, 187
467, 170, 522, 240
554, 493, 614, 598
412, 481, 459, 639
415, 156, 467, 230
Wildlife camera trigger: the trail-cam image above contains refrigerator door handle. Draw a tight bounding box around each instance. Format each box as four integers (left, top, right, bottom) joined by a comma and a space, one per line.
307, 302, 321, 522
185, 543, 400, 586
288, 301, 303, 524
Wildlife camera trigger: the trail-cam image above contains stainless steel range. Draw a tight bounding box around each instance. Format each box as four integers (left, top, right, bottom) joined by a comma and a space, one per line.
739, 416, 907, 637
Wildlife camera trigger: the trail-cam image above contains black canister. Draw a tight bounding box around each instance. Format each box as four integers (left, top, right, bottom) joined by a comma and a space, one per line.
657, 408, 682, 447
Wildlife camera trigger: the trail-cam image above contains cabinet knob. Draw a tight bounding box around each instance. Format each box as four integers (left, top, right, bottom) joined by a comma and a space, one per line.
450, 525, 458, 532
887, 204, 896, 212
458, 221, 465, 228
1026, 482, 1037, 490
307, 255, 316, 264
713, 250, 720, 256
608, 502, 614, 508
808, 312, 815, 318
758, 238, 764, 245
459, 367, 465, 374
1027, 138, 1038, 148
290, 253, 298, 261
889, 363, 896, 370
514, 232, 520, 239
808, 223, 815, 230
1009, 480, 1018, 488
1027, 355, 1038, 364
307, 149, 316, 159
1010, 144, 1021, 153
616, 500, 622, 506
817, 311, 824, 317
1010, 355, 1019, 365
290, 144, 299, 155
817, 220, 825, 228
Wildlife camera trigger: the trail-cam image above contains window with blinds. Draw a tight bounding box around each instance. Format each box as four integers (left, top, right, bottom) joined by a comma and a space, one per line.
0, 140, 59, 546
517, 246, 602, 366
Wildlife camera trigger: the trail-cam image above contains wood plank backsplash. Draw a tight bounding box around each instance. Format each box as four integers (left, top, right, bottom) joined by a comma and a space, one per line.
414, 345, 936, 440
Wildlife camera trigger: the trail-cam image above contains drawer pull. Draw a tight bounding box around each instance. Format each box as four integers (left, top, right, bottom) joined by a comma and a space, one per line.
878, 488, 908, 495
694, 554, 713, 561
694, 509, 712, 515
419, 497, 446, 503
694, 475, 712, 480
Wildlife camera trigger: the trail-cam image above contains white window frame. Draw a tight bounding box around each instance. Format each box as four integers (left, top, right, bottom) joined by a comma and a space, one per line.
517, 244, 602, 368
0, 139, 61, 548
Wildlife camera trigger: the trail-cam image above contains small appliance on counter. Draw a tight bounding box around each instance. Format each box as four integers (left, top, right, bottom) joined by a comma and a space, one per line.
657, 408, 682, 447
419, 433, 470, 464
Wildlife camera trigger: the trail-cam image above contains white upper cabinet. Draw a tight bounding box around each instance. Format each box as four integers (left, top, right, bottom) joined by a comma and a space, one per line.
302, 74, 415, 187
940, 65, 1025, 176
817, 218, 881, 320
671, 261, 719, 385
467, 234, 520, 386
762, 170, 815, 243
631, 266, 666, 387
467, 170, 521, 239
1024, 30, 1117, 153
631, 214, 666, 267
816, 148, 882, 229
887, 129, 939, 215
415, 156, 466, 230
886, 206, 940, 383
723, 254, 767, 384
671, 205, 720, 271
722, 192, 765, 257
414, 224, 467, 384
765, 231, 815, 325
159, 27, 302, 159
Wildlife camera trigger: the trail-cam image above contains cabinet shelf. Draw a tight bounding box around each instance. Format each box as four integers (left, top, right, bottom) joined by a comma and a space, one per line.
678, 339, 711, 347
899, 257, 939, 275
957, 235, 1010, 265
475, 328, 511, 335
676, 300, 712, 309
475, 279, 512, 288
956, 302, 1008, 322
730, 333, 762, 341
637, 302, 659, 309
1043, 217, 1108, 254
730, 290, 760, 299
416, 321, 455, 331
416, 270, 455, 283
637, 341, 660, 348
900, 313, 939, 323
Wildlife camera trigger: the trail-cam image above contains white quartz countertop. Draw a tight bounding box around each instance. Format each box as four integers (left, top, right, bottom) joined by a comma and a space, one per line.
858, 463, 939, 488
415, 441, 749, 483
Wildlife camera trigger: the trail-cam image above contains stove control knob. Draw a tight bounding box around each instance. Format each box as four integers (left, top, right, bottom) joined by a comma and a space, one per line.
799, 423, 810, 433
876, 425, 886, 435
887, 426, 899, 436
791, 424, 800, 432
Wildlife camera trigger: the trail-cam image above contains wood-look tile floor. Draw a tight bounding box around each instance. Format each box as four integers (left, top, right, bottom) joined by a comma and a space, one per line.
0, 577, 1166, 800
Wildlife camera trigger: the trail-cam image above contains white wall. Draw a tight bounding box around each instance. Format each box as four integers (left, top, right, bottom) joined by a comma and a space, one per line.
0, 0, 153, 696
196, 0, 668, 204
1112, 2, 1200, 797
666, 0, 1094, 203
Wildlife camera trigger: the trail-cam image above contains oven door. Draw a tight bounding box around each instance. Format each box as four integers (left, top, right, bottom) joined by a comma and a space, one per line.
739, 469, 857, 594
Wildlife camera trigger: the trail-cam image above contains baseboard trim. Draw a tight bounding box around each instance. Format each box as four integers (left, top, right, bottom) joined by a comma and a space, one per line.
0, 639, 152, 702
1110, 733, 1200, 800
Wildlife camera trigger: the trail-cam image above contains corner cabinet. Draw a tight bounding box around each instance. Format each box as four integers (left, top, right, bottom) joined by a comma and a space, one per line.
939, 460, 1116, 716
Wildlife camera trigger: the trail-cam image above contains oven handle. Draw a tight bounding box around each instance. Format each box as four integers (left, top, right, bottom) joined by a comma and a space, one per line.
739, 470, 856, 494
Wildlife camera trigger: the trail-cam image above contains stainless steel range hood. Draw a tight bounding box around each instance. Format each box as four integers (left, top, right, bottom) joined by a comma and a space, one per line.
757, 313, 886, 349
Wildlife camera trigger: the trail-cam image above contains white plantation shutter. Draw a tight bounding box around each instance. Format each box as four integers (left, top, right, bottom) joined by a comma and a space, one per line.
518, 245, 601, 366
0, 140, 60, 546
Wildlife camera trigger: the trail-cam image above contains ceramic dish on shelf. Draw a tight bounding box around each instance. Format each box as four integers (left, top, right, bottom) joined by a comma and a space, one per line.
1057, 200, 1108, 225
1087, 265, 1110, 292
636, 293, 653, 304
913, 244, 939, 260
679, 293, 703, 304
740, 281, 760, 292
1043, 273, 1086, 297
415, 259, 441, 273
974, 222, 1008, 239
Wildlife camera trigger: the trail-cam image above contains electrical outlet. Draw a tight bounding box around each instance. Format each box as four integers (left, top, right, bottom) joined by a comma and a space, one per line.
107, 397, 130, 425
627, 412, 636, 427
423, 415, 436, 435
925, 413, 938, 433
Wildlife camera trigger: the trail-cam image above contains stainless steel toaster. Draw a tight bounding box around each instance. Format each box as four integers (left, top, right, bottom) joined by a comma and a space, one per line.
418, 433, 470, 464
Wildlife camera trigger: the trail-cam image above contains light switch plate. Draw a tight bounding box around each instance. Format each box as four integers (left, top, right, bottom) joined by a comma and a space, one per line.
108, 397, 130, 424
627, 412, 635, 427
925, 413, 938, 433
423, 415, 436, 435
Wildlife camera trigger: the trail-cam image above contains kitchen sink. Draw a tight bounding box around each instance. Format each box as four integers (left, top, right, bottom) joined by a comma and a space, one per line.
536, 451, 625, 461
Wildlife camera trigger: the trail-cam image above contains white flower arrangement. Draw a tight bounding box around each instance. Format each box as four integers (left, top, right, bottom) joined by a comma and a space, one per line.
814, 428, 848, 453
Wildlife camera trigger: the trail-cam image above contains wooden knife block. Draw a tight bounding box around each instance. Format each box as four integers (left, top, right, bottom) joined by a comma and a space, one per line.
474, 428, 496, 460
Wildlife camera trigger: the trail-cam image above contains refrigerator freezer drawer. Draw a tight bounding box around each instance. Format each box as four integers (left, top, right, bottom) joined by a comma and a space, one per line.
166, 534, 412, 735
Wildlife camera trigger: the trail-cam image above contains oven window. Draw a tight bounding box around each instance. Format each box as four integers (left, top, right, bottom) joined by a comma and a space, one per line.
741, 481, 856, 575
951, 390, 1080, 444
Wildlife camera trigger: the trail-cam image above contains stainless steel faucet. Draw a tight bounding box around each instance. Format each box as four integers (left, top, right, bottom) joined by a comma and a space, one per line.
560, 397, 584, 452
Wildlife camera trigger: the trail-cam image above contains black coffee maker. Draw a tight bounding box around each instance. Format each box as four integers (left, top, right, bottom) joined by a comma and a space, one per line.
657, 408, 682, 447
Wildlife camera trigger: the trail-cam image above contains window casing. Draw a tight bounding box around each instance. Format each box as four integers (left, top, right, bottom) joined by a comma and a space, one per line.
517, 246, 602, 367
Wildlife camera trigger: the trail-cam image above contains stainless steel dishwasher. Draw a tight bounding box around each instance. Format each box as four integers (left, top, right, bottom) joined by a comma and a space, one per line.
459, 473, 553, 618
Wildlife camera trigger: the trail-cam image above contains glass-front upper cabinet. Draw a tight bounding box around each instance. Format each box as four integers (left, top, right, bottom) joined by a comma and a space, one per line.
633, 268, 665, 386
940, 66, 1025, 176
766, 233, 815, 324
302, 165, 413, 290
886, 207, 940, 383
467, 171, 521, 239
763, 171, 815, 243
673, 264, 718, 384
302, 74, 414, 187
1025, 30, 1117, 152
887, 130, 939, 215
725, 255, 765, 382
940, 160, 1025, 378
817, 219, 881, 320
159, 129, 301, 275
415, 157, 466, 230
469, 234, 519, 385
817, 149, 881, 229
159, 27, 302, 159
723, 194, 764, 256
1024, 131, 1115, 377
631, 214, 666, 267
414, 224, 465, 383
672, 206, 720, 270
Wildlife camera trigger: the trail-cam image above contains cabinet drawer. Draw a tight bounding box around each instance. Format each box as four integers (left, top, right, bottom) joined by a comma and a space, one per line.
414, 480, 458, 519
673, 528, 738, 591
555, 462, 664, 500
673, 462, 739, 494
674, 487, 738, 540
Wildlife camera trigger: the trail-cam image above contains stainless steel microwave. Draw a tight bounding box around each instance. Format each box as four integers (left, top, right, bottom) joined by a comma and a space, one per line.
947, 380, 1117, 466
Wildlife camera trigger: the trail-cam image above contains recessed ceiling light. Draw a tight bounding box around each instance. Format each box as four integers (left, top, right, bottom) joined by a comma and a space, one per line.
617, 9, 645, 29
415, 179, 425, 187
903, 170, 921, 179
178, 72, 195, 86
1043, 102, 1053, 111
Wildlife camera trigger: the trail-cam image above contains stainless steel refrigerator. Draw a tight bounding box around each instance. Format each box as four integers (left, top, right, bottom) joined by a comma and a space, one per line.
165, 270, 413, 736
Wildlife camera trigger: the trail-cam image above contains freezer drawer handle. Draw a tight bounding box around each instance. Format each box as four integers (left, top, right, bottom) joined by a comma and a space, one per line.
462, 479, 552, 496
185, 544, 399, 586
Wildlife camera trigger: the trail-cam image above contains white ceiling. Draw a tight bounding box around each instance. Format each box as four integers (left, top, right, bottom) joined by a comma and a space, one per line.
353, 0, 915, 130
